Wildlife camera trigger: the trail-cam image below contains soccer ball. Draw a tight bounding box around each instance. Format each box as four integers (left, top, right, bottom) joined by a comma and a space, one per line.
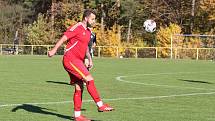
143, 19, 156, 33
119, 55, 123, 58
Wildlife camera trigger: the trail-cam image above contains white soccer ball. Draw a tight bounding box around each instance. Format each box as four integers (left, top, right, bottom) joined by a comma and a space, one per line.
143, 19, 156, 33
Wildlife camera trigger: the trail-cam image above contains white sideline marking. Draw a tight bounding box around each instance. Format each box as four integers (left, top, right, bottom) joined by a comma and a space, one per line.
116, 71, 215, 91
1, 72, 214, 108
1, 91, 215, 108
118, 71, 215, 77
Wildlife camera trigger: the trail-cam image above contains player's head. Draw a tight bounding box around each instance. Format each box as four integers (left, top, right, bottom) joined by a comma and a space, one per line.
82, 9, 96, 27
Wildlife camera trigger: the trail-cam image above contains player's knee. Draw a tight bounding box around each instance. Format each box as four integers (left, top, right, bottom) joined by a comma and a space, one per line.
75, 86, 81, 90
75, 82, 83, 90
85, 74, 94, 82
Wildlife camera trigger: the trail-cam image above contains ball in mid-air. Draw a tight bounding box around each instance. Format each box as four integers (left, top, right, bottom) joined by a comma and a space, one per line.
143, 19, 156, 33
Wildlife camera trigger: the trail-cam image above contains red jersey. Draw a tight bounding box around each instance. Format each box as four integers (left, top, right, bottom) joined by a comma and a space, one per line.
64, 22, 91, 60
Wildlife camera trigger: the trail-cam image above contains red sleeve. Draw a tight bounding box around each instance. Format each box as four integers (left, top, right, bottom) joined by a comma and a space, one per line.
64, 24, 79, 39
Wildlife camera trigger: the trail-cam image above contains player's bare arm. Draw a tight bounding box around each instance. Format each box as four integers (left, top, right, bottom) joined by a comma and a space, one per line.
85, 46, 93, 68
48, 35, 68, 57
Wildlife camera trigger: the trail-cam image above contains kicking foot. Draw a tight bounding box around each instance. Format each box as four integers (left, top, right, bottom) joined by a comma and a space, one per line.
98, 104, 114, 112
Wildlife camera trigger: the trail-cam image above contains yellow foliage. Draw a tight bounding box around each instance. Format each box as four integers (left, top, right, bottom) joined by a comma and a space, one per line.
93, 23, 122, 57
186, 37, 201, 48
94, 24, 120, 46
64, 19, 78, 28
156, 23, 183, 57
25, 14, 55, 45
156, 23, 183, 47
203, 28, 215, 48
200, 0, 215, 20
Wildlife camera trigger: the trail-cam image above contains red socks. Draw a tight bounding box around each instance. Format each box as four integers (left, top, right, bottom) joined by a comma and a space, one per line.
73, 80, 102, 113
73, 90, 82, 111
86, 80, 101, 103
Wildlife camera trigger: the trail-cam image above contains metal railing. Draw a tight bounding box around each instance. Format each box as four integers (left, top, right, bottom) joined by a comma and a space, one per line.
0, 44, 214, 60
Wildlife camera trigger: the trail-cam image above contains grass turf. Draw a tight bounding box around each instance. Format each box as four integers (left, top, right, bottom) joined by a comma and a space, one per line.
0, 55, 215, 121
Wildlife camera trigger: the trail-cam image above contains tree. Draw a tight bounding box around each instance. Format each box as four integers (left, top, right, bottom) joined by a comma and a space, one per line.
120, 0, 138, 42
0, 0, 27, 44
156, 23, 183, 57
197, 0, 215, 33
25, 14, 54, 45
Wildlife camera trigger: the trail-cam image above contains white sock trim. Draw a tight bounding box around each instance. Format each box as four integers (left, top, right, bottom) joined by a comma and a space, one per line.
74, 111, 81, 117
96, 101, 103, 107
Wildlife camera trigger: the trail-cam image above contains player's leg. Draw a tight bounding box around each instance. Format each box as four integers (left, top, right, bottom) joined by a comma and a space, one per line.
73, 82, 83, 118
84, 74, 114, 112
64, 58, 114, 112
68, 74, 83, 117
74, 82, 91, 121
83, 75, 101, 104
64, 58, 91, 120
69, 61, 114, 112
69, 74, 90, 121
74, 84, 91, 121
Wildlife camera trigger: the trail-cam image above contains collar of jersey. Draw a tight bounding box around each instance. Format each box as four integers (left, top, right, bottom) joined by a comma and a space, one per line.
79, 22, 88, 30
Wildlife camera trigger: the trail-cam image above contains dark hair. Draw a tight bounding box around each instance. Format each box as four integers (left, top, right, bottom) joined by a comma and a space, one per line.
82, 9, 96, 20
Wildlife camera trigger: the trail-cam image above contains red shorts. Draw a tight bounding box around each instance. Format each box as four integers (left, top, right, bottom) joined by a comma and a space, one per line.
63, 56, 90, 85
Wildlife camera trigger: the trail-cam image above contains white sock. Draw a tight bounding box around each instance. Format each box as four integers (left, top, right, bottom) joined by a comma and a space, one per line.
74, 111, 81, 117
96, 101, 103, 107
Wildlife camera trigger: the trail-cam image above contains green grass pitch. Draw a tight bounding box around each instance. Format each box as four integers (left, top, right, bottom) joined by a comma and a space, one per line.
0, 55, 215, 121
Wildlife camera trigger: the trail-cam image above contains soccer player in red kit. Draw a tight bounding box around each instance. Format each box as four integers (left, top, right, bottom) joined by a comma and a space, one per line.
48, 9, 114, 121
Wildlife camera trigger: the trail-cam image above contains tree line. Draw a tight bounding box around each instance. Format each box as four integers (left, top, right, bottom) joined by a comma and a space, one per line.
0, 0, 214, 48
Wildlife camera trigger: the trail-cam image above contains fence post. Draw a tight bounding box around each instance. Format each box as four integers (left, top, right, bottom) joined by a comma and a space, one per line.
196, 48, 199, 60
47, 45, 49, 55
155, 47, 158, 59
135, 47, 138, 58
31, 45, 33, 55
175, 48, 177, 59
0, 44, 2, 55
98, 46, 101, 58
170, 34, 173, 59
116, 47, 119, 58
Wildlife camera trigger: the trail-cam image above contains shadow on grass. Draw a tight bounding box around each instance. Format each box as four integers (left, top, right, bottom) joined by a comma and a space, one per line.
11, 104, 100, 121
11, 104, 73, 120
178, 79, 213, 84
46, 80, 71, 86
